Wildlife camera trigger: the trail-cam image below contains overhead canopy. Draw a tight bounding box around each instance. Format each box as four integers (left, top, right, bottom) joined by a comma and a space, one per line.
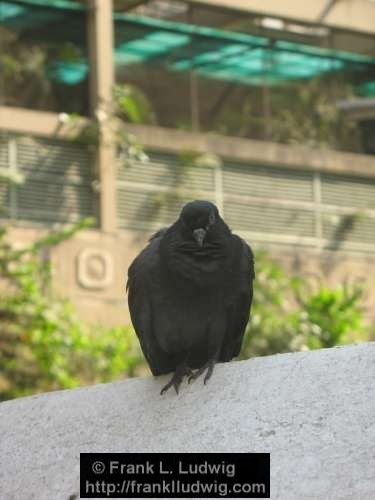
114, 13, 375, 85
1, 0, 375, 86
187, 0, 375, 35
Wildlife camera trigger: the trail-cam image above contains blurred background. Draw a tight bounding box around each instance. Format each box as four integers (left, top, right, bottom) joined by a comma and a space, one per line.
0, 0, 374, 401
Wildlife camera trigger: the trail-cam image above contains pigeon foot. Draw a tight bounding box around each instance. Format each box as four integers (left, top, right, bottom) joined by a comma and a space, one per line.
160, 364, 193, 395
188, 358, 216, 385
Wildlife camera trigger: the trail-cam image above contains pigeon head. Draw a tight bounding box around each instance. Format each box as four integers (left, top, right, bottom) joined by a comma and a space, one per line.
179, 200, 219, 247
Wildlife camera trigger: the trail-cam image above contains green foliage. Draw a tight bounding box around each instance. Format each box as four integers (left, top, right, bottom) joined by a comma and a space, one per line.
0, 220, 144, 401
212, 76, 361, 152
0, 27, 88, 112
240, 250, 369, 359
292, 282, 368, 350
268, 76, 360, 151
113, 84, 156, 125
0, 26, 49, 108
240, 250, 297, 357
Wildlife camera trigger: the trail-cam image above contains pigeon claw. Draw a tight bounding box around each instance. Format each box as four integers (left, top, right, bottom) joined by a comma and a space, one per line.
160, 364, 193, 395
188, 359, 215, 385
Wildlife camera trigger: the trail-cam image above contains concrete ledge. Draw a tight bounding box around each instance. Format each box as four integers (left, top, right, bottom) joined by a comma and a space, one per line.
2, 106, 375, 179
127, 123, 375, 179
1, 343, 374, 500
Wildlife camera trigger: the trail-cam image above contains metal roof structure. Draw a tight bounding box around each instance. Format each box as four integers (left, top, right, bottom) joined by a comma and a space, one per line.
187, 0, 375, 35
1, 0, 375, 86
114, 13, 375, 85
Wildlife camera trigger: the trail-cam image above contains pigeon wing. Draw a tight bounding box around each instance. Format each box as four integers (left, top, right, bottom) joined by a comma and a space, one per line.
220, 237, 255, 361
126, 233, 173, 376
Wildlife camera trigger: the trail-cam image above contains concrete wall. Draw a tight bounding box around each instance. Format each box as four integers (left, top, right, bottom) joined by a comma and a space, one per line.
1, 342, 374, 500
6, 226, 149, 325
8, 225, 375, 326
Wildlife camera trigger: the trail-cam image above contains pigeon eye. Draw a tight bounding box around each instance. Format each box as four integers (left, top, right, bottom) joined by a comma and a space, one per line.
208, 213, 215, 225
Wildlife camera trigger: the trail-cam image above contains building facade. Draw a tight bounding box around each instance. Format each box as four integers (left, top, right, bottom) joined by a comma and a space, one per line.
1, 0, 375, 325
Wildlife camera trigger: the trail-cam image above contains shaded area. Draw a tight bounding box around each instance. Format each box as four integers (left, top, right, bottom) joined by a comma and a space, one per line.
1, 0, 375, 86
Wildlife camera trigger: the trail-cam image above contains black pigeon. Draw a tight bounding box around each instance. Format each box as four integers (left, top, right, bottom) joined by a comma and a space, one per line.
126, 200, 255, 394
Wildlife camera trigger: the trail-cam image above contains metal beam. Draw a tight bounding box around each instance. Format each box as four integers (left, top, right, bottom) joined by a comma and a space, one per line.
317, 0, 340, 22
186, 0, 375, 35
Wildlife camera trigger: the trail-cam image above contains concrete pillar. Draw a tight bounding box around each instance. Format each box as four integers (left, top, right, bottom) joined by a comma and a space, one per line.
87, 0, 117, 233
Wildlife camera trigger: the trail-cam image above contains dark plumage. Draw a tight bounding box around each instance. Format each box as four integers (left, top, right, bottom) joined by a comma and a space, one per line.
126, 200, 255, 394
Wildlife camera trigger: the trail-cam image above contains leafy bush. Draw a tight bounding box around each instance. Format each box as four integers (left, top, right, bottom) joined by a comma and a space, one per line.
240, 250, 369, 359
113, 84, 156, 125
240, 249, 297, 357
291, 282, 368, 350
0, 220, 144, 401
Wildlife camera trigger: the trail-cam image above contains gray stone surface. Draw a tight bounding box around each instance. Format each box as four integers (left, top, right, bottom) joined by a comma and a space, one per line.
1, 343, 374, 500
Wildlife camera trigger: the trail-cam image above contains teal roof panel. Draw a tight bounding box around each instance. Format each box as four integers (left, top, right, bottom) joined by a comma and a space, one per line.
1, 0, 375, 86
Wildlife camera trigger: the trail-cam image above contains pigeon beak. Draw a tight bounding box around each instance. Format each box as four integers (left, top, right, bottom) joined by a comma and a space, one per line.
193, 228, 207, 247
